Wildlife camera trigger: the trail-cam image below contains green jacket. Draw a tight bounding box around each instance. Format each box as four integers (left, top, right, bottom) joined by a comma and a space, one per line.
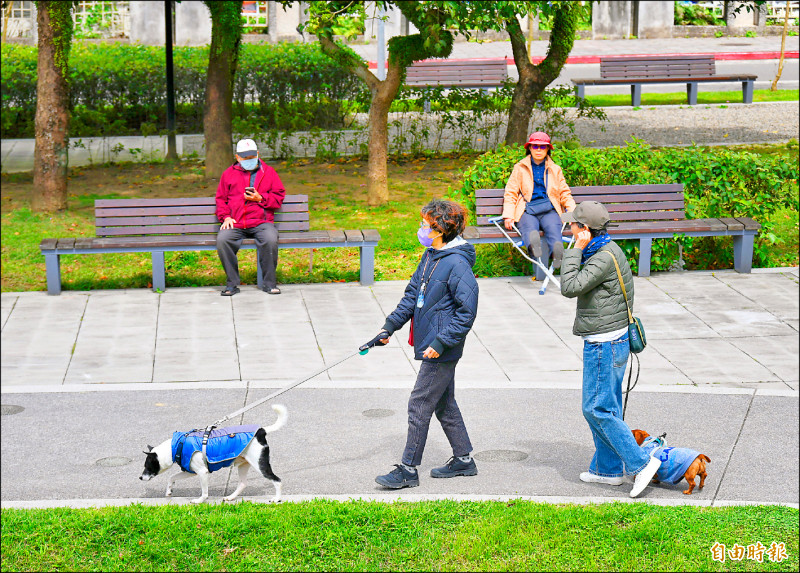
560, 240, 634, 337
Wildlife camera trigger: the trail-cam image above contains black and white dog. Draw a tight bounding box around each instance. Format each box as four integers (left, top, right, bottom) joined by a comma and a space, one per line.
139, 404, 287, 504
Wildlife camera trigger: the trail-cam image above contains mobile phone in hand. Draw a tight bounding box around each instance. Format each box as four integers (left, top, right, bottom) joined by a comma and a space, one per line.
244, 187, 255, 196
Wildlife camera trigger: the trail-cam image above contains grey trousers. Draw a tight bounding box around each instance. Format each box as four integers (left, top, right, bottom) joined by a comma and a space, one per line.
402, 360, 473, 467
517, 209, 562, 262
216, 223, 279, 290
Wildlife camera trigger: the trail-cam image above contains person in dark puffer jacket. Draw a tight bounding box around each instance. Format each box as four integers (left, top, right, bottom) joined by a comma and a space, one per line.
371, 199, 479, 490
560, 201, 662, 499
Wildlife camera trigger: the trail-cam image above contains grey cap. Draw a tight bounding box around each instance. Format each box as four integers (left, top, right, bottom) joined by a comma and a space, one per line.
560, 200, 611, 229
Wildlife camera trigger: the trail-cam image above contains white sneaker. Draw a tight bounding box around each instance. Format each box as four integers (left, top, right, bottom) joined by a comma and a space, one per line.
580, 472, 624, 486
630, 456, 662, 498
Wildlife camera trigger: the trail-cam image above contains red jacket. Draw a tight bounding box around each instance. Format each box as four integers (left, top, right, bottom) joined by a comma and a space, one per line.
215, 160, 286, 228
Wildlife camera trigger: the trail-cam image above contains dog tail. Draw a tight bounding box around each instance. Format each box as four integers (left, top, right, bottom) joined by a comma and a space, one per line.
699, 454, 711, 463
264, 404, 288, 434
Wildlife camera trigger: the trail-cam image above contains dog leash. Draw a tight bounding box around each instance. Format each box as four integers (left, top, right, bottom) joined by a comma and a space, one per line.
211, 333, 387, 428
181, 338, 385, 471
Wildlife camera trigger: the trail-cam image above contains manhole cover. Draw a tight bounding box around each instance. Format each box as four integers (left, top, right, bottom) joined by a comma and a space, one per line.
1, 405, 24, 416
362, 408, 395, 418
95, 457, 132, 467
474, 449, 528, 462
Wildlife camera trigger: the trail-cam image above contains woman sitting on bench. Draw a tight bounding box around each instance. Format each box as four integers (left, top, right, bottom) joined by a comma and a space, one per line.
502, 131, 577, 269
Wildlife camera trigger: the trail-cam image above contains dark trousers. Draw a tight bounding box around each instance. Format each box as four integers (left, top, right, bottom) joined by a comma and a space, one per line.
402, 360, 473, 467
216, 223, 279, 290
517, 209, 563, 262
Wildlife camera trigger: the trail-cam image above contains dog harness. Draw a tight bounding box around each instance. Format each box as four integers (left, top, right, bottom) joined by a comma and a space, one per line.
172, 425, 260, 474
641, 437, 706, 485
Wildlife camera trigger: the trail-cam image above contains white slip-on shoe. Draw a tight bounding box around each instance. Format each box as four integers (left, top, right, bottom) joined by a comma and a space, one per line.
630, 456, 662, 498
580, 472, 624, 486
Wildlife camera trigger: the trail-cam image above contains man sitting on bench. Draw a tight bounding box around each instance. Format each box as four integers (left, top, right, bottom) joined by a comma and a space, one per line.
216, 138, 286, 296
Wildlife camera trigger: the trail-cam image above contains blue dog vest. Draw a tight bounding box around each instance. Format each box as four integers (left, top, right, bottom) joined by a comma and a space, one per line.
171, 425, 259, 474
641, 438, 705, 485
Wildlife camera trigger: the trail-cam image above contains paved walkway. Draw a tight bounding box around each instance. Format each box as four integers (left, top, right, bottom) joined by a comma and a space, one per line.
2, 269, 798, 508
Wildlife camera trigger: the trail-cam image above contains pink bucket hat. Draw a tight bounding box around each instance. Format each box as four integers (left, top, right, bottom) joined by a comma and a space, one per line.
524, 131, 553, 150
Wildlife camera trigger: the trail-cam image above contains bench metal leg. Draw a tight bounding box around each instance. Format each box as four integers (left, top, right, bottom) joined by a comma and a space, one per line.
575, 84, 585, 107
359, 245, 375, 285
638, 238, 652, 277
687, 82, 698, 105
742, 80, 754, 104
256, 257, 264, 290
631, 84, 642, 107
733, 232, 756, 273
151, 251, 166, 292
44, 253, 62, 296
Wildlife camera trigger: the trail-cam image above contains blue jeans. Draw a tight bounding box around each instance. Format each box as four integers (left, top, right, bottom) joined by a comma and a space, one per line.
581, 333, 650, 477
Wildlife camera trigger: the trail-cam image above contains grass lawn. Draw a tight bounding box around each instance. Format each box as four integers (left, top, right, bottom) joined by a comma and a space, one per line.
1, 500, 797, 571
584, 89, 799, 107
1, 145, 797, 293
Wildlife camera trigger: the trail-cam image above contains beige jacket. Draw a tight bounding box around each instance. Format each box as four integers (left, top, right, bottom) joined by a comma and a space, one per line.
502, 156, 576, 222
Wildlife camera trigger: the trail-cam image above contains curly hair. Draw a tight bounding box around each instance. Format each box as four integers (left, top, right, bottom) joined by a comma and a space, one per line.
421, 199, 467, 243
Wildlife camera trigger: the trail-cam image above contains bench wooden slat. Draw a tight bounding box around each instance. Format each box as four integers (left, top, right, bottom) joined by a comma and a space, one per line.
96, 221, 311, 236
362, 229, 381, 242
405, 58, 507, 88
344, 230, 364, 242
95, 212, 310, 227
94, 195, 308, 208
56, 238, 76, 249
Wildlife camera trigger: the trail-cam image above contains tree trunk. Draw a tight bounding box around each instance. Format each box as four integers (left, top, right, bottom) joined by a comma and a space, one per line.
366, 62, 402, 206
32, 2, 71, 213
204, 45, 234, 178
203, 1, 242, 179
504, 9, 579, 146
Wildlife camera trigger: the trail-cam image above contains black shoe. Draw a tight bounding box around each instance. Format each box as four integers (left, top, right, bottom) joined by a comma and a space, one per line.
221, 286, 240, 296
430, 456, 478, 478
552, 240, 564, 269
375, 464, 419, 489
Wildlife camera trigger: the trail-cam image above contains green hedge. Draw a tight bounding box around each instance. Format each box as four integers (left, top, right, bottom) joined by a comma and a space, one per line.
0, 41, 368, 138
451, 139, 799, 271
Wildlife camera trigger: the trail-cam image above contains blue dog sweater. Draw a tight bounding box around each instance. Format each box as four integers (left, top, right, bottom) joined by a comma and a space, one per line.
171, 425, 260, 474
641, 438, 706, 485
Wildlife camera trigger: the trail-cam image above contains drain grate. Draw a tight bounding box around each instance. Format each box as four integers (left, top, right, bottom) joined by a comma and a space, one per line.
362, 408, 395, 418
95, 457, 133, 467
474, 449, 528, 462
1, 405, 24, 416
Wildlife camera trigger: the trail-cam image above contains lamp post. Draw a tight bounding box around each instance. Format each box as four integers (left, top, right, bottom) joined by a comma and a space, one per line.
164, 0, 177, 160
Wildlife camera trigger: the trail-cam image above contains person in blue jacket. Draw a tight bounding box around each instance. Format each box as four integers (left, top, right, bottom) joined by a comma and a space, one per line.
371, 199, 480, 489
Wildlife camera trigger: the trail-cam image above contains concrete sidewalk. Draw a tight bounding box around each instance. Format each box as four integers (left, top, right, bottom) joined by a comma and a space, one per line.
1, 269, 798, 508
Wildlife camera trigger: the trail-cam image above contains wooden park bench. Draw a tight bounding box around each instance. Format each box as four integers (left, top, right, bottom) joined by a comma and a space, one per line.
464, 184, 760, 277
571, 55, 757, 107
39, 196, 380, 295
405, 57, 509, 111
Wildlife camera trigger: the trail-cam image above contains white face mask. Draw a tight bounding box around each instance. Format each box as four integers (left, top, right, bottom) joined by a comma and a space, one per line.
239, 157, 258, 171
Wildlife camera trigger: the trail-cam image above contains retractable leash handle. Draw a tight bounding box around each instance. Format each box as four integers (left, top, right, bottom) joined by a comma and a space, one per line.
359, 330, 390, 354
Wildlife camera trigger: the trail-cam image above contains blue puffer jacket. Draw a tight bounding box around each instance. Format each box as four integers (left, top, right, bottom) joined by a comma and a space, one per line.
172, 425, 259, 474
383, 241, 479, 362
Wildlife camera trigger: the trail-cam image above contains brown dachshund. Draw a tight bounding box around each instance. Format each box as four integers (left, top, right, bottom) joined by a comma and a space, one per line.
632, 429, 711, 495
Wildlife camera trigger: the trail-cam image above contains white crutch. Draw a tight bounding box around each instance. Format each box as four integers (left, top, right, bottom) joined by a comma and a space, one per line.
488, 216, 562, 289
